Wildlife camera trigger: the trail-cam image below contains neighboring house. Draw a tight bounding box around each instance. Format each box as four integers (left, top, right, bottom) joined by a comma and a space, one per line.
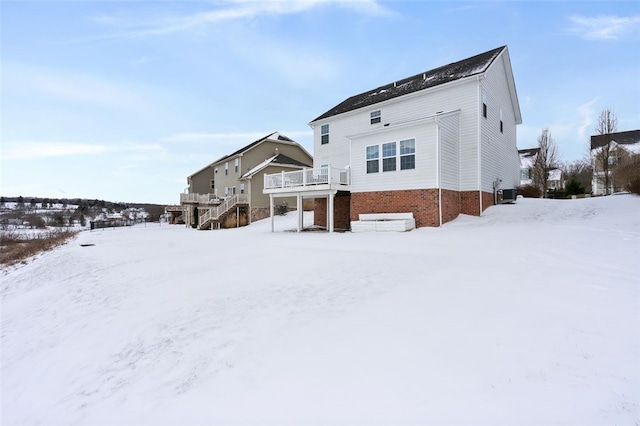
181, 132, 312, 229
263, 46, 522, 231
547, 168, 564, 192
518, 148, 539, 186
518, 147, 563, 192
591, 130, 640, 196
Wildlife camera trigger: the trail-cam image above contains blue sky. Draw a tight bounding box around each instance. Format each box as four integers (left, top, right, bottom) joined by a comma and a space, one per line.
2, 0, 639, 204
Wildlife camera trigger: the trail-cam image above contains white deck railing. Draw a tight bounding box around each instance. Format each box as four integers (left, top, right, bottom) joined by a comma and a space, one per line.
198, 194, 249, 227
180, 193, 219, 204
264, 167, 350, 190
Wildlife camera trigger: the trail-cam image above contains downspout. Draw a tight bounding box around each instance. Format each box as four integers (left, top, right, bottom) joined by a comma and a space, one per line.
477, 75, 483, 216
436, 116, 442, 227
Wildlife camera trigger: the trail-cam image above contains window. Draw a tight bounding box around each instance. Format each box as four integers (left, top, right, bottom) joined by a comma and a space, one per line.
366, 145, 379, 173
382, 142, 396, 172
482, 88, 487, 118
321, 124, 329, 145
240, 183, 245, 194
210, 180, 215, 189
215, 167, 218, 174
400, 139, 416, 170
500, 108, 504, 133
521, 168, 530, 180
234, 158, 239, 173
232, 186, 236, 195
224, 187, 229, 196
225, 162, 228, 175
370, 110, 381, 125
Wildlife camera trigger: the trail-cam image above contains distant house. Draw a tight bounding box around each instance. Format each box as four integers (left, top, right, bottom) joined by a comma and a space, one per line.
518, 148, 539, 186
591, 130, 640, 195
181, 132, 312, 229
518, 147, 564, 192
263, 46, 522, 231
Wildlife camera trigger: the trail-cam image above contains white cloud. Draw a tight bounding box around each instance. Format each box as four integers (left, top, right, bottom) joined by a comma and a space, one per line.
568, 15, 640, 40
94, 0, 395, 38
4, 63, 148, 111
576, 97, 599, 142
3, 142, 164, 160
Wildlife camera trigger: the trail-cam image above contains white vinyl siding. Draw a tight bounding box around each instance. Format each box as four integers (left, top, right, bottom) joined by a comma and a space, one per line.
439, 114, 461, 191
479, 54, 520, 192
314, 77, 479, 190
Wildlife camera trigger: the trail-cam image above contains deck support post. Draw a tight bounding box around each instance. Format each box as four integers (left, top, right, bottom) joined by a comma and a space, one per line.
297, 194, 303, 232
270, 194, 274, 232
328, 192, 334, 233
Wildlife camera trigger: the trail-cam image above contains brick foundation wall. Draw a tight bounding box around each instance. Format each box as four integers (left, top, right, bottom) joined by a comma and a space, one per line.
460, 190, 494, 216
313, 194, 350, 230
441, 189, 461, 224
351, 189, 441, 228
482, 191, 494, 212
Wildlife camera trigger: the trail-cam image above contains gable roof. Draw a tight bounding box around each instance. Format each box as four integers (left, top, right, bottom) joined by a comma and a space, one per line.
188, 132, 305, 179
518, 148, 539, 169
241, 153, 312, 179
310, 46, 506, 123
214, 131, 295, 164
591, 130, 640, 151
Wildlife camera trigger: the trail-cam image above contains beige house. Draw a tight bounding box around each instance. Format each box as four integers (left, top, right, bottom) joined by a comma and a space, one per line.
181, 132, 312, 229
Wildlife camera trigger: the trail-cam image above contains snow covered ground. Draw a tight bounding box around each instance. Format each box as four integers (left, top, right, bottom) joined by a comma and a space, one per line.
2, 195, 639, 425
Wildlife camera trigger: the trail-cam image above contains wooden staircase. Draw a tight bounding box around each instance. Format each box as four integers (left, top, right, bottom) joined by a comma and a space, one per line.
198, 194, 249, 230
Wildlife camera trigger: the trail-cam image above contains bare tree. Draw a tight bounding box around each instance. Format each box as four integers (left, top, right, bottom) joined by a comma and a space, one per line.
561, 158, 593, 193
532, 128, 560, 197
592, 109, 618, 195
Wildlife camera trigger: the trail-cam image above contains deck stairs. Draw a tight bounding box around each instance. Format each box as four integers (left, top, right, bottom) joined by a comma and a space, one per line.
198, 194, 249, 230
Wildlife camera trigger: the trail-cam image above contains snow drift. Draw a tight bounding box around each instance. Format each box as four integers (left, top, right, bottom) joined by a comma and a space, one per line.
2, 195, 639, 425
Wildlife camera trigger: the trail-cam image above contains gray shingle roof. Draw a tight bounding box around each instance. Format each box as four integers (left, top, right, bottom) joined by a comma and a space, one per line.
591, 130, 640, 150
310, 46, 506, 123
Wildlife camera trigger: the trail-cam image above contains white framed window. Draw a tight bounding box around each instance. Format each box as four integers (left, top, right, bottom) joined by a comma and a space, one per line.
321, 124, 329, 145
366, 145, 379, 173
225, 162, 229, 175
240, 183, 245, 194
235, 158, 239, 173
400, 139, 415, 170
224, 186, 229, 196
370, 110, 381, 125
382, 142, 396, 172
520, 169, 530, 180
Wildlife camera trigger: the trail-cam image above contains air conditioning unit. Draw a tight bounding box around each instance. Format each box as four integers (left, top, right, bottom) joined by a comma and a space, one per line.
500, 188, 517, 204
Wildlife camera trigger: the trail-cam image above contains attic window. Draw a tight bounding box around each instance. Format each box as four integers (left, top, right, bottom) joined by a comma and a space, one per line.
225, 162, 229, 175
235, 158, 239, 173
321, 124, 329, 145
370, 110, 381, 125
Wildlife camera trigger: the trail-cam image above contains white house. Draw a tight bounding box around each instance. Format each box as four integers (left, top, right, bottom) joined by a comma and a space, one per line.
591, 130, 640, 196
264, 46, 522, 231
518, 148, 539, 186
